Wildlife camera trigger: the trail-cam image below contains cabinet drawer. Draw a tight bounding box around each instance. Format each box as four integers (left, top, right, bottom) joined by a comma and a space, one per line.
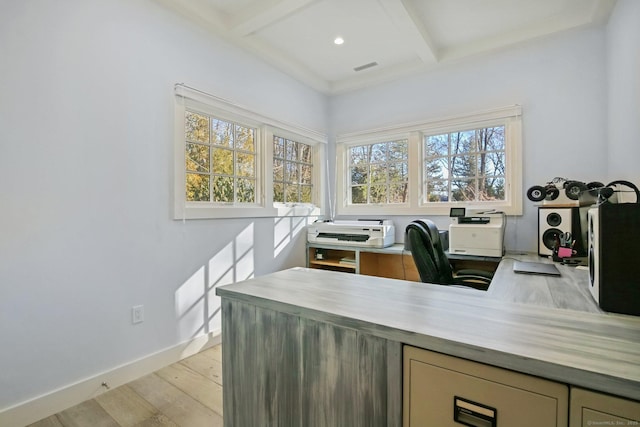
403, 346, 568, 427
570, 387, 640, 427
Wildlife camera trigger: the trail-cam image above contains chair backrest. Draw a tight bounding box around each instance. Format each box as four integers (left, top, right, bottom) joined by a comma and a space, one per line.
405, 219, 454, 285
414, 219, 454, 284
405, 222, 440, 284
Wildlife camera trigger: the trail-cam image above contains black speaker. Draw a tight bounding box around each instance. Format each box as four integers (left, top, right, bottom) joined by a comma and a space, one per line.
538, 207, 585, 257
588, 203, 640, 316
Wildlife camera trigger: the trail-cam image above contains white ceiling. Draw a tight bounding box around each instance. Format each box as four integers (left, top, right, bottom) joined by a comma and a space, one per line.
157, 0, 616, 94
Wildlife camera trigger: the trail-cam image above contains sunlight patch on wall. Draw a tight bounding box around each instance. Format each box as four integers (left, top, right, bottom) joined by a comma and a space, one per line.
273, 215, 314, 257
175, 223, 256, 343
174, 266, 206, 340
234, 223, 255, 282
209, 240, 235, 288
207, 240, 234, 334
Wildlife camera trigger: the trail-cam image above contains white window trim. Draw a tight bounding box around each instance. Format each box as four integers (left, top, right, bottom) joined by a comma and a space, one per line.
266, 126, 324, 217
336, 105, 523, 216
174, 84, 326, 220
337, 133, 412, 208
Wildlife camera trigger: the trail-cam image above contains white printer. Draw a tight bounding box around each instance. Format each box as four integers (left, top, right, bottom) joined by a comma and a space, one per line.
307, 220, 395, 248
448, 211, 505, 257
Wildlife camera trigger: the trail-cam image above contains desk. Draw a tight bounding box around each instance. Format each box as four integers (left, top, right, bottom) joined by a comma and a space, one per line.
308, 241, 600, 313
216, 268, 639, 426
488, 254, 602, 313
307, 242, 500, 281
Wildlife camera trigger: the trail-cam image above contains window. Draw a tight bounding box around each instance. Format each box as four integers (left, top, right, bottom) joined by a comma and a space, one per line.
348, 140, 408, 205
336, 106, 522, 216
174, 84, 326, 219
424, 125, 505, 203
185, 111, 257, 204
273, 136, 313, 204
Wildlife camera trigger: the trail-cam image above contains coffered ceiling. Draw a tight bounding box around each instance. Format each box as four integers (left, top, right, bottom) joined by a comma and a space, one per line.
156, 0, 616, 94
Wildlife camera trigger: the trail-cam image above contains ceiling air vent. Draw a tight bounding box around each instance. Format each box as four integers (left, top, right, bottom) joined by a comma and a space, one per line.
353, 61, 378, 72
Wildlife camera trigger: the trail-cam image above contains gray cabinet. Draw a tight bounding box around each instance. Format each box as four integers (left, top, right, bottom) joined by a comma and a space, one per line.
221, 299, 402, 427
570, 387, 640, 427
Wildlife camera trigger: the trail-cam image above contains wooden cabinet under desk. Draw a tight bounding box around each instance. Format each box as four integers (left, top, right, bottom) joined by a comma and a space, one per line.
307, 242, 500, 282
307, 243, 420, 281
359, 251, 419, 280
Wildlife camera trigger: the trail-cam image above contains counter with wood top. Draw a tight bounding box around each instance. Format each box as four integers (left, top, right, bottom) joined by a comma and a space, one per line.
216, 260, 640, 426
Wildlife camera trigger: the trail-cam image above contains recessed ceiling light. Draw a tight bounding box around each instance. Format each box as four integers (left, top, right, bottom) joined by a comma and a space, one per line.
334, 37, 344, 45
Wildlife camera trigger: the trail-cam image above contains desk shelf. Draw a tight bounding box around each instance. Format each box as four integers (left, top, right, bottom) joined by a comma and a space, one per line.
308, 248, 358, 273
309, 259, 357, 269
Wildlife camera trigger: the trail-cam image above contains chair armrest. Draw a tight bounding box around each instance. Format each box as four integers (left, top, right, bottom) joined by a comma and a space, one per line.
456, 268, 494, 279
453, 269, 493, 291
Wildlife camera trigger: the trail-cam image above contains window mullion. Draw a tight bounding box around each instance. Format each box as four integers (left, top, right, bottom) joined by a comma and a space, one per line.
408, 132, 420, 207
447, 133, 452, 202
209, 143, 214, 203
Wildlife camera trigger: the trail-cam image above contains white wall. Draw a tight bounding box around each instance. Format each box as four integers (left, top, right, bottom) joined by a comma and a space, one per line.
606, 0, 640, 183
2, 0, 636, 421
0, 0, 326, 414
330, 27, 609, 252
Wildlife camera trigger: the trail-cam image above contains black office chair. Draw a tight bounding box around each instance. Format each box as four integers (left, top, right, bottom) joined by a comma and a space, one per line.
405, 219, 493, 290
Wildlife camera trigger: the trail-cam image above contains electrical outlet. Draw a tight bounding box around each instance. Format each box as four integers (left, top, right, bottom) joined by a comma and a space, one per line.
132, 305, 144, 324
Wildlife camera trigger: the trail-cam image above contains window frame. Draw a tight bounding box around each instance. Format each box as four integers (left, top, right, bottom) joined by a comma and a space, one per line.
421, 119, 508, 206
174, 85, 325, 220
266, 126, 324, 217
345, 138, 410, 206
184, 109, 260, 205
336, 105, 522, 216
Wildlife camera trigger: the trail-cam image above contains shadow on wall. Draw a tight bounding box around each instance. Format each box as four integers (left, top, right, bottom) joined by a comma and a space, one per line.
174, 213, 314, 356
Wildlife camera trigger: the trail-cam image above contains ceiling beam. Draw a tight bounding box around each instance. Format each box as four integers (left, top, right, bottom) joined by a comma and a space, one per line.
231, 0, 319, 37
377, 0, 439, 64
155, 0, 226, 32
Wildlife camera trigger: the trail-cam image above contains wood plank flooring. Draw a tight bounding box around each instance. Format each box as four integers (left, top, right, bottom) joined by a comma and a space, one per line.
27, 345, 223, 427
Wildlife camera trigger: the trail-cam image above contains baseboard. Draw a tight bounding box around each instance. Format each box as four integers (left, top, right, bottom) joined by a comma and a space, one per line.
0, 330, 221, 427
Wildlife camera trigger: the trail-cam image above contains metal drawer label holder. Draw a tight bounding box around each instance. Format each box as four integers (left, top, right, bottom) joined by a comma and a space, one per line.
454, 396, 497, 427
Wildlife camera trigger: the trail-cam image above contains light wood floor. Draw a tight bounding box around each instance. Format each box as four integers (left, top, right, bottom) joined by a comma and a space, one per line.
27, 345, 223, 427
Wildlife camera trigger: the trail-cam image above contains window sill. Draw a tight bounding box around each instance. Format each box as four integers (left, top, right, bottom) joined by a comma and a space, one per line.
174, 205, 279, 220
338, 201, 521, 217
274, 204, 322, 217
174, 204, 323, 220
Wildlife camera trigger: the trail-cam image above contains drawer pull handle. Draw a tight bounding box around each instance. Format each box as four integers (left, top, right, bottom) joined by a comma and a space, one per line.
454, 396, 497, 427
